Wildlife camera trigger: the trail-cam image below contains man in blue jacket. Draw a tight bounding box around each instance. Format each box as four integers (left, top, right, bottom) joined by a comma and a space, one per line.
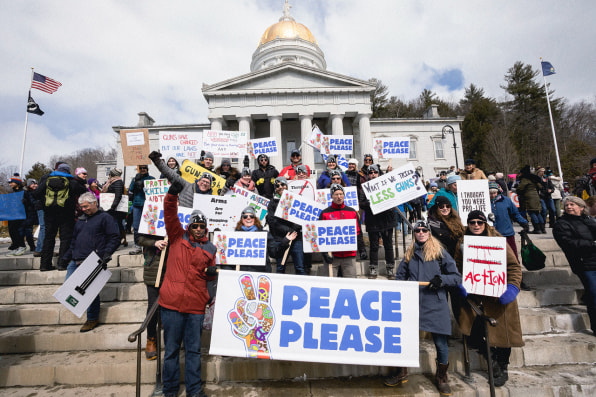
63, 192, 120, 332
428, 174, 460, 212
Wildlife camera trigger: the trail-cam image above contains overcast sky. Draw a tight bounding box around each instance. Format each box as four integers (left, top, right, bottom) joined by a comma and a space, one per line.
1, 0, 594, 174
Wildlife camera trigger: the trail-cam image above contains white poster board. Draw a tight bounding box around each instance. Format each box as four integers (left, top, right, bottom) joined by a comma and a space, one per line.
53, 252, 112, 318
202, 130, 249, 157
315, 187, 359, 211
302, 219, 357, 253
373, 137, 410, 159
273, 191, 326, 226
287, 179, 316, 201
305, 125, 324, 151
159, 131, 203, 161
137, 179, 173, 236
457, 180, 491, 226
247, 137, 279, 159
193, 194, 244, 230
462, 236, 508, 298
361, 163, 426, 215
99, 193, 128, 213
322, 135, 353, 155
210, 271, 420, 367
213, 231, 268, 266
225, 185, 270, 222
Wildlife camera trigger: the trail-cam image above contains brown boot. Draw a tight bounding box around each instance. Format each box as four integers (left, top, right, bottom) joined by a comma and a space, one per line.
435, 360, 452, 396
145, 337, 157, 360
384, 367, 408, 386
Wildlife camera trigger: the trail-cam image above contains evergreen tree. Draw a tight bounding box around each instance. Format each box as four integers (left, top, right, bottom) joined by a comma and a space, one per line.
25, 162, 52, 182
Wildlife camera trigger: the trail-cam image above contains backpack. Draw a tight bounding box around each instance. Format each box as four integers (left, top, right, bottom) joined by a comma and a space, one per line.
45, 176, 70, 208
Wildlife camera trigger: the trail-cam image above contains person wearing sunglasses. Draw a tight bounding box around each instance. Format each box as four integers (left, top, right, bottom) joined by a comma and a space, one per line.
316, 155, 351, 189
159, 180, 216, 397
428, 174, 460, 212
279, 148, 311, 180
453, 210, 524, 388
386, 220, 461, 395
359, 164, 397, 279
252, 154, 279, 200
427, 196, 465, 258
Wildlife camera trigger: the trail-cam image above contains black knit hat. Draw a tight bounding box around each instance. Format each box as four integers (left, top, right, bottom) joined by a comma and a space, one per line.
467, 210, 487, 223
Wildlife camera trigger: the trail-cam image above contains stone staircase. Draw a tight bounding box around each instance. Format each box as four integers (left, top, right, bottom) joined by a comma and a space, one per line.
0, 227, 595, 396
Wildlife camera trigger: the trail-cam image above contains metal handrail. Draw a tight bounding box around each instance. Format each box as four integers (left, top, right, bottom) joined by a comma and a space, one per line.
128, 299, 162, 397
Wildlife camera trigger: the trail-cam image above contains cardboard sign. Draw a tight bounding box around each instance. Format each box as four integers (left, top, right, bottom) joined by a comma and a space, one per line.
322, 136, 353, 155
179, 159, 226, 195
315, 187, 359, 210
120, 129, 151, 166
247, 137, 279, 159
210, 271, 420, 367
305, 125, 324, 151
225, 185, 270, 222
321, 153, 348, 171
202, 129, 249, 157
302, 219, 358, 253
53, 252, 112, 318
213, 231, 268, 266
0, 191, 26, 221
457, 180, 491, 226
274, 191, 326, 226
159, 131, 203, 161
193, 194, 245, 230
361, 163, 426, 215
462, 236, 508, 298
373, 137, 410, 159
287, 180, 316, 201
99, 193, 129, 213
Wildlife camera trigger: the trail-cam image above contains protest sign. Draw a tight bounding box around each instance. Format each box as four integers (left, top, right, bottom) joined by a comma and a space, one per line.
321, 153, 348, 171
137, 178, 189, 236
120, 129, 151, 166
159, 131, 203, 161
287, 180, 316, 201
274, 191, 326, 226
180, 159, 226, 195
322, 135, 353, 155
457, 180, 491, 226
193, 194, 244, 230
225, 185, 270, 222
143, 179, 170, 203
361, 163, 426, 215
210, 270, 420, 367
202, 129, 249, 157
247, 137, 279, 159
509, 192, 519, 208
462, 235, 508, 298
302, 219, 358, 253
213, 231, 268, 266
315, 187, 359, 210
373, 137, 410, 159
99, 193, 129, 213
53, 252, 112, 318
0, 191, 26, 221
305, 125, 324, 151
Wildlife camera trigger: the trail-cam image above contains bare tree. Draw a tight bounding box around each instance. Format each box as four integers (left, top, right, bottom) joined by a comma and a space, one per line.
483, 124, 519, 175
49, 147, 117, 179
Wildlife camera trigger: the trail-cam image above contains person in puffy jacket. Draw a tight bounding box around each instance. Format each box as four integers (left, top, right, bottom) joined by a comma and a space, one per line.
251, 154, 279, 199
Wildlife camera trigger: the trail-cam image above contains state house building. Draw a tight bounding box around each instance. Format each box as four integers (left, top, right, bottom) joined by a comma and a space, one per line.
108, 3, 463, 186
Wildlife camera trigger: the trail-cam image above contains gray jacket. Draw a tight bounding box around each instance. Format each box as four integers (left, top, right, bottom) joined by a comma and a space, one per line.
152, 158, 194, 208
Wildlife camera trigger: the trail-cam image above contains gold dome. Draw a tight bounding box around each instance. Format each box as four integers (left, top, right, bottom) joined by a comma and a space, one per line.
259, 19, 318, 46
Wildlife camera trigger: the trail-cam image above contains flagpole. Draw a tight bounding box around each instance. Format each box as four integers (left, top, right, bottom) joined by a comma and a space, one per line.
20, 68, 35, 176
540, 58, 564, 185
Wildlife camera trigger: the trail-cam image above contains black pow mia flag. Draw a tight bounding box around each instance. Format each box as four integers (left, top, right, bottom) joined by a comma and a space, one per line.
27, 92, 44, 116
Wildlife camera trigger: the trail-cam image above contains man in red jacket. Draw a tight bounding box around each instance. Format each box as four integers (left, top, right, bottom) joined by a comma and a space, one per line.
159, 181, 216, 397
318, 184, 362, 278
279, 148, 311, 181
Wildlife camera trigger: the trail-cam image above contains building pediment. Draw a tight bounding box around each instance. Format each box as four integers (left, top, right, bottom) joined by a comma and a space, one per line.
202, 63, 374, 97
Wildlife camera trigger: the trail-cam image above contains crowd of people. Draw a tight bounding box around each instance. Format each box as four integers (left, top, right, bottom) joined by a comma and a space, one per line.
3, 150, 595, 397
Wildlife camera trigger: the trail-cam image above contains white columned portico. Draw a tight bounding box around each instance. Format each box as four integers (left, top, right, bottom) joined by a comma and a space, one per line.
300, 114, 315, 167
358, 113, 373, 159
238, 116, 251, 137
268, 115, 283, 170
210, 117, 223, 131
331, 114, 344, 135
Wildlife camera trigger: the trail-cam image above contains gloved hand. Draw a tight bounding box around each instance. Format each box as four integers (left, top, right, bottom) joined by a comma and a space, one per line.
499, 284, 520, 305
205, 266, 218, 277
428, 275, 443, 291
257, 178, 264, 186
101, 255, 112, 270
148, 151, 162, 162
167, 181, 184, 196
322, 252, 334, 265
458, 284, 468, 298
225, 178, 234, 188
522, 223, 530, 233
270, 178, 275, 184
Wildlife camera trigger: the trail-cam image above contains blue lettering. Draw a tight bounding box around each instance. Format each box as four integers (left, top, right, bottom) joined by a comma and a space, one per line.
320, 323, 338, 350
339, 325, 363, 352
279, 321, 301, 347
361, 290, 379, 321
383, 327, 401, 353
381, 291, 402, 322
364, 326, 382, 352
282, 285, 307, 315
303, 322, 318, 349
331, 289, 360, 320
310, 287, 330, 318
229, 238, 236, 247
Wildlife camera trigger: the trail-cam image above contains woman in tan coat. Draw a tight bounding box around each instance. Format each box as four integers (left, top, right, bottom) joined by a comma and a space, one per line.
454, 210, 524, 388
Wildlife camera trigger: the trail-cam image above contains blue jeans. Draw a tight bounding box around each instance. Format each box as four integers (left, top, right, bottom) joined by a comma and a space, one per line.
528, 210, 544, 225
432, 333, 449, 365
276, 238, 305, 275
36, 210, 45, 252
132, 206, 143, 244
540, 198, 556, 225
577, 270, 596, 333
161, 307, 204, 396
65, 260, 100, 321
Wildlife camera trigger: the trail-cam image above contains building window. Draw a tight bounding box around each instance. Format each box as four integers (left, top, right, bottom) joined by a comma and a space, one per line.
409, 138, 417, 159
434, 140, 445, 159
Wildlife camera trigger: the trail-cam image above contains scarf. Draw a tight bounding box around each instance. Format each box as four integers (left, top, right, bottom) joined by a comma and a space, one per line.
241, 225, 259, 232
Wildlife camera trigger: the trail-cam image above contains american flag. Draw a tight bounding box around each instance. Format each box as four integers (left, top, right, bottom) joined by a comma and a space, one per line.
31, 72, 62, 94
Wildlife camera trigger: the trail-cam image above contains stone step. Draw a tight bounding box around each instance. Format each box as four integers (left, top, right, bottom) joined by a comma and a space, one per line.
0, 301, 148, 327
3, 363, 596, 397
1, 333, 594, 388
0, 266, 144, 286
519, 305, 591, 335
521, 267, 580, 287
0, 282, 147, 305
518, 285, 585, 308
